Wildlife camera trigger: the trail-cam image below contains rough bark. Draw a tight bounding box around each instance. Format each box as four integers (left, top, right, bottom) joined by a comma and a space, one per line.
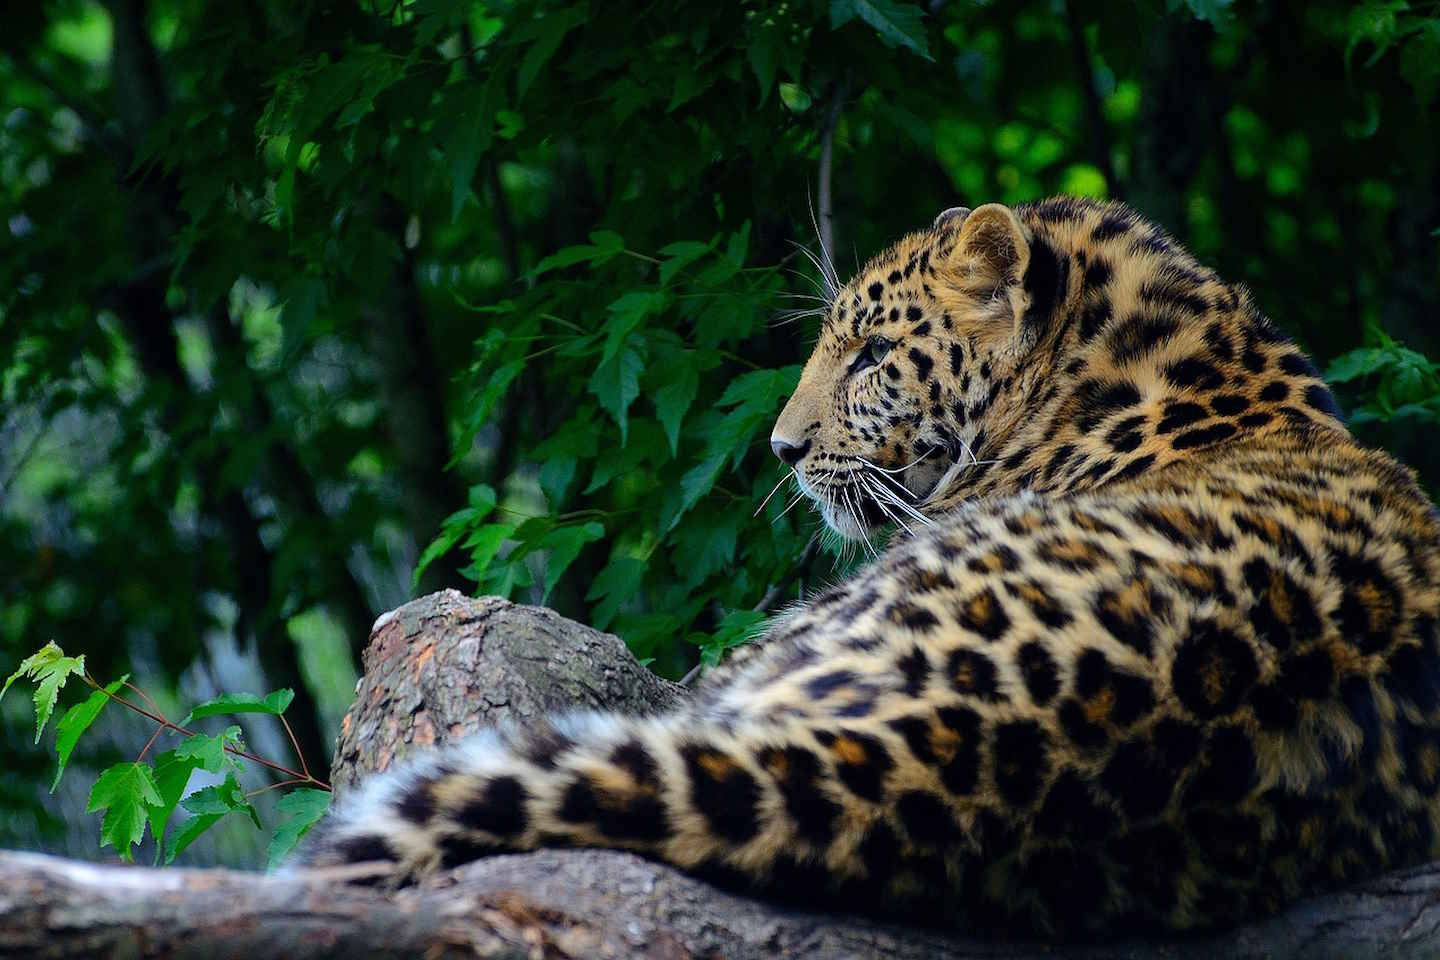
6, 590, 1440, 959
328, 589, 684, 792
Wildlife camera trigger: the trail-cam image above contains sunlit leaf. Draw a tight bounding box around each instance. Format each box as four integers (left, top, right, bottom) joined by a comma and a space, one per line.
51, 674, 128, 792
180, 689, 294, 727
87, 762, 163, 861
2, 641, 87, 743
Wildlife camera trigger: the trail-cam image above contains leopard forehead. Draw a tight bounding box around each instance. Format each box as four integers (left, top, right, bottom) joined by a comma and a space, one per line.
817, 226, 967, 351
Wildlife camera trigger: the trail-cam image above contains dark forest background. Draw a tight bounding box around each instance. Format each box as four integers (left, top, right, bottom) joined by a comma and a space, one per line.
2, 0, 1438, 866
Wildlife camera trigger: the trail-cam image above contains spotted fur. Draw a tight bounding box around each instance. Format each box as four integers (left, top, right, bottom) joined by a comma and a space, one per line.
296, 197, 1440, 935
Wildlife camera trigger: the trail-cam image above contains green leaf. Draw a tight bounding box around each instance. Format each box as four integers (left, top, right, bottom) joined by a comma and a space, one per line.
679, 453, 726, 515
182, 773, 262, 829
748, 30, 782, 99
414, 485, 497, 588
164, 812, 224, 865
707, 366, 804, 470
667, 67, 704, 112
173, 731, 232, 773
266, 788, 333, 869
589, 229, 626, 256
601, 291, 665, 365
671, 510, 741, 586
434, 78, 497, 221
726, 222, 751, 268
588, 343, 646, 443
180, 689, 294, 727
458, 521, 519, 583
517, 6, 586, 99
1176, 0, 1234, 27
163, 774, 261, 864
147, 730, 240, 865
695, 609, 769, 668
148, 748, 203, 864
585, 555, 647, 630
87, 761, 163, 862
529, 230, 625, 280
539, 457, 577, 508
658, 241, 712, 286
829, 0, 932, 59
582, 422, 667, 494
51, 674, 128, 792
654, 365, 699, 455
1326, 347, 1388, 383
778, 82, 812, 113
2, 641, 87, 743
540, 521, 605, 600
476, 359, 527, 422
1400, 25, 1440, 107
1343, 1, 1410, 73
415, 523, 468, 589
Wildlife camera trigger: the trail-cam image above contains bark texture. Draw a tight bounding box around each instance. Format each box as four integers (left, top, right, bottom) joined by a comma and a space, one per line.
5, 590, 1440, 959
329, 589, 684, 792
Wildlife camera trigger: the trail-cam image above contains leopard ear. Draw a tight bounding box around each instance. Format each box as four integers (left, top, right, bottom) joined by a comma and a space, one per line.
956, 203, 1030, 287
932, 206, 971, 229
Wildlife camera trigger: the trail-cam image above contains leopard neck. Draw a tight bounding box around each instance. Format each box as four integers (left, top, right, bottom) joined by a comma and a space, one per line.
929, 198, 1347, 509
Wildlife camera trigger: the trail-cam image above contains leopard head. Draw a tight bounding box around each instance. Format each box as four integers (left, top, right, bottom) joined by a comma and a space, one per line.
771, 202, 1066, 539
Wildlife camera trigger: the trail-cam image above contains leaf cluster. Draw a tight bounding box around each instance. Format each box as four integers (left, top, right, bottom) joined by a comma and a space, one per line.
3, 644, 330, 866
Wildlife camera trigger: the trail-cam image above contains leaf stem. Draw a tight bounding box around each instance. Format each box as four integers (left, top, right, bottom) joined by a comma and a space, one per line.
83, 674, 331, 792
135, 724, 166, 762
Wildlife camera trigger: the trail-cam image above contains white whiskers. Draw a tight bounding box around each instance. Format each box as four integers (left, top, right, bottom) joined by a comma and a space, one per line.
754, 472, 793, 517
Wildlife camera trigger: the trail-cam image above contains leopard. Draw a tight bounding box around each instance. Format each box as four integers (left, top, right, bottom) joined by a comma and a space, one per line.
294, 196, 1440, 936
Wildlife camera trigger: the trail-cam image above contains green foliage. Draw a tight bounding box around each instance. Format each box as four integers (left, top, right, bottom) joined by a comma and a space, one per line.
52, 675, 129, 791
266, 788, 333, 869
87, 763, 163, 861
831, 0, 932, 59
3, 641, 329, 864
180, 691, 296, 727
3, 0, 1440, 865
2, 642, 87, 744
1327, 327, 1440, 425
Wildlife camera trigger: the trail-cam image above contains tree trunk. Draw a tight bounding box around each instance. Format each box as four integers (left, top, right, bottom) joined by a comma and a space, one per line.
4, 591, 1440, 959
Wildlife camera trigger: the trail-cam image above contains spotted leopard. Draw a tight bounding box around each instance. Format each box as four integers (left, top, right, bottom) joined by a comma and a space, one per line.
296, 197, 1440, 935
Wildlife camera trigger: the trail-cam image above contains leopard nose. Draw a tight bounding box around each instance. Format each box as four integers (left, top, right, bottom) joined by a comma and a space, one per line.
770, 437, 811, 466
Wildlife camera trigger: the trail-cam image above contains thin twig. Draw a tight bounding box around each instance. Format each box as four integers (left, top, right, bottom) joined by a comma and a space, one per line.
135, 724, 166, 762
752, 535, 822, 614
279, 714, 312, 781
245, 776, 313, 800
122, 679, 166, 718
817, 77, 850, 285
677, 535, 821, 688
85, 673, 331, 790
0, 428, 45, 500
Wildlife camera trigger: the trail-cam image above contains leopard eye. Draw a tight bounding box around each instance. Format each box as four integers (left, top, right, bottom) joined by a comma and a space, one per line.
852, 336, 893, 373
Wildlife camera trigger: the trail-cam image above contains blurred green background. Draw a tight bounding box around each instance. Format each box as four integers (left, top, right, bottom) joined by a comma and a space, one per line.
2, 0, 1438, 866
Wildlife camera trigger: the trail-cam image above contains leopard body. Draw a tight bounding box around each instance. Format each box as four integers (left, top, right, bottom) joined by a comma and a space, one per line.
297, 197, 1440, 935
